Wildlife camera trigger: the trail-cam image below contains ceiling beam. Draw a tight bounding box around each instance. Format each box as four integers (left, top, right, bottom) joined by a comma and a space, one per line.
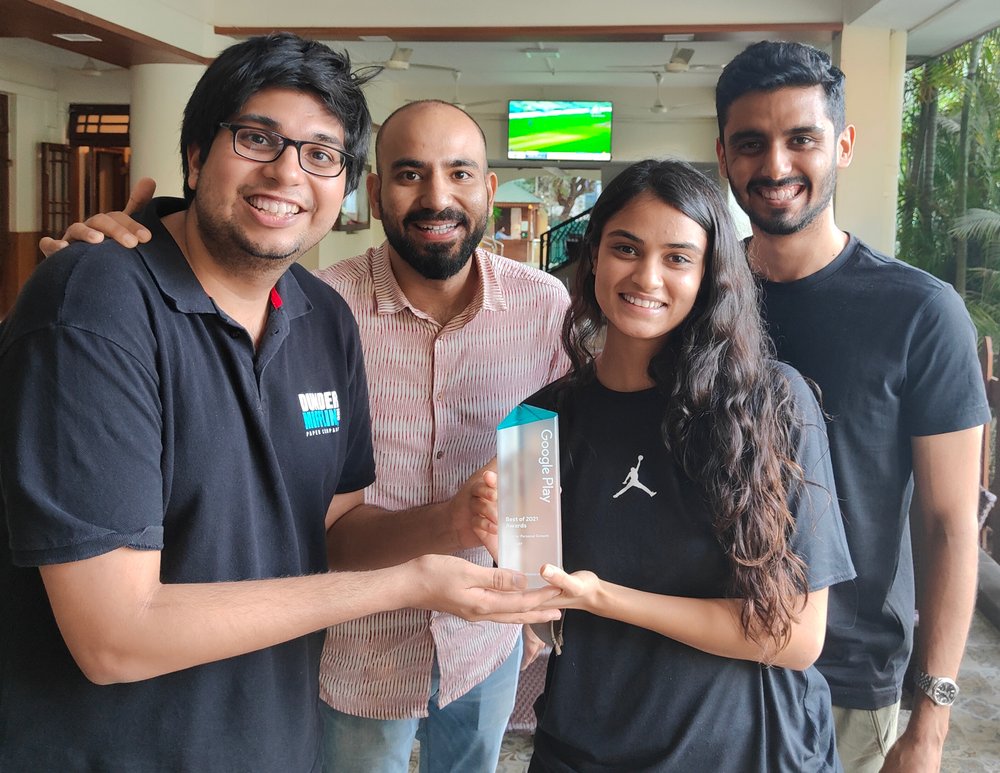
1, 0, 210, 68
216, 23, 842, 44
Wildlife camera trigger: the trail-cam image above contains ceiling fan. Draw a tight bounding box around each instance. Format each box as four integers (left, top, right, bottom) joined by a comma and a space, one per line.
405, 70, 503, 112
644, 72, 708, 114
611, 44, 722, 75
363, 45, 456, 73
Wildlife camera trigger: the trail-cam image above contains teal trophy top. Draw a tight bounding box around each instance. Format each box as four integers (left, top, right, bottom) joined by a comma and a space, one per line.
497, 403, 556, 430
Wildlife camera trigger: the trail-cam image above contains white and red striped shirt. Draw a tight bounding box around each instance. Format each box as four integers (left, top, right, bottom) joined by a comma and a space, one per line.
314, 244, 570, 718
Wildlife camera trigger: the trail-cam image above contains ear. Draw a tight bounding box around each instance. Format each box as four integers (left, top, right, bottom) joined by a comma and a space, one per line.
715, 137, 729, 180
486, 171, 498, 208
837, 124, 856, 169
367, 172, 383, 222
186, 144, 203, 191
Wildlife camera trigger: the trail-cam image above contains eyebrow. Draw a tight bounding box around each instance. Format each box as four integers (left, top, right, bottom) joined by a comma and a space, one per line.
390, 157, 482, 171
727, 124, 827, 145
234, 113, 344, 147
606, 229, 702, 252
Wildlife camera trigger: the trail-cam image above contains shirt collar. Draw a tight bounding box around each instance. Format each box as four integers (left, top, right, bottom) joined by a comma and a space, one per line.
134, 196, 311, 321
370, 241, 508, 319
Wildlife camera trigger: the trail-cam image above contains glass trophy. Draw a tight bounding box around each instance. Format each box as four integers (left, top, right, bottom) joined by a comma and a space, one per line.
496, 403, 562, 588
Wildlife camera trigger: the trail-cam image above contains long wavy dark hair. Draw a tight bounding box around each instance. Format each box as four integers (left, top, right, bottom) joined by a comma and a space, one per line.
563, 159, 808, 652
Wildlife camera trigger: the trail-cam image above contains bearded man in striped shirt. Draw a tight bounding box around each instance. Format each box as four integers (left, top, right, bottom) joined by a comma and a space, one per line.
312, 100, 569, 773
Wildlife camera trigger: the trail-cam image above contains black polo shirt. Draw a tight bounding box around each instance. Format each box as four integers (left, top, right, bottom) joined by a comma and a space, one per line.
0, 198, 375, 772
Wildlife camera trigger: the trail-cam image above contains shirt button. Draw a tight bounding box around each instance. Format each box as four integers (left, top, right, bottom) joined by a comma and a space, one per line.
436, 451, 444, 460
436, 392, 443, 400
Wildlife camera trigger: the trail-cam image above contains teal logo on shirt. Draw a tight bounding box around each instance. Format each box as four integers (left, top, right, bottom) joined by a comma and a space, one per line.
298, 390, 340, 436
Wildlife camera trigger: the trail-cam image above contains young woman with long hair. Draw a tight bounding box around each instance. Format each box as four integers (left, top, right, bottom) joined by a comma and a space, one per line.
505, 159, 855, 772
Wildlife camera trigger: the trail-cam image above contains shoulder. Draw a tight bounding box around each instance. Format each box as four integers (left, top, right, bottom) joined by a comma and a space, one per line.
850, 238, 954, 302
766, 360, 824, 424
1, 239, 162, 354
313, 250, 372, 290
485, 251, 570, 302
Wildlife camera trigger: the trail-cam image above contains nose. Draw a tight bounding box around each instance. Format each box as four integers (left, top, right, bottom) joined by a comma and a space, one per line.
418, 172, 453, 212
760, 141, 793, 180
263, 142, 306, 185
632, 256, 663, 291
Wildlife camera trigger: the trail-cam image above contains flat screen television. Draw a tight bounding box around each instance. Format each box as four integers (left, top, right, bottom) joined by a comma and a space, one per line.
507, 100, 613, 162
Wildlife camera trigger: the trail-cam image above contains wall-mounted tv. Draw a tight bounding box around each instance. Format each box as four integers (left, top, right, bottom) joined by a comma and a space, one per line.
507, 100, 613, 162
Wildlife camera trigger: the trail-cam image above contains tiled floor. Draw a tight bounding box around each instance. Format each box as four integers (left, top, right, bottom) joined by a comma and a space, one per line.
410, 610, 1000, 772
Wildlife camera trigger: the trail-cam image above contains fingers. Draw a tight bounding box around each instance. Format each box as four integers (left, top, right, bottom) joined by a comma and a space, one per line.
85, 213, 151, 248
474, 526, 498, 562
39, 237, 69, 258
124, 178, 156, 215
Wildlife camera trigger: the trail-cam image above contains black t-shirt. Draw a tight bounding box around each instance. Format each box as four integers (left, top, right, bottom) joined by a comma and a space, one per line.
759, 235, 991, 710
528, 365, 854, 772
0, 199, 375, 772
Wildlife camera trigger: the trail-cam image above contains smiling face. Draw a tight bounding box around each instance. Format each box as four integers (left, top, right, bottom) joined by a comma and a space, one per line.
593, 192, 707, 353
185, 87, 348, 267
716, 85, 853, 236
369, 102, 497, 281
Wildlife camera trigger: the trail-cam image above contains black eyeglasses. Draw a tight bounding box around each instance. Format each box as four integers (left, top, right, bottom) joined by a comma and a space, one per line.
219, 122, 354, 178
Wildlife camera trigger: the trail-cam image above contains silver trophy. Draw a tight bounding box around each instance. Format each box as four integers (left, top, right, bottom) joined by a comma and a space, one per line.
497, 404, 563, 588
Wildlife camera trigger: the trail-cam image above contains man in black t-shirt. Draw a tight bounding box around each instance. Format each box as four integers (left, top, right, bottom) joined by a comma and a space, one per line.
715, 42, 990, 773
0, 34, 556, 772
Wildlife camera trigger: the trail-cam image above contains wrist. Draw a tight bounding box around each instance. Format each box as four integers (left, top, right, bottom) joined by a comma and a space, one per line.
589, 577, 612, 616
906, 696, 951, 746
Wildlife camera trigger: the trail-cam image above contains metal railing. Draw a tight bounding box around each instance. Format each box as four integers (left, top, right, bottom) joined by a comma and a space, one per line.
540, 208, 592, 274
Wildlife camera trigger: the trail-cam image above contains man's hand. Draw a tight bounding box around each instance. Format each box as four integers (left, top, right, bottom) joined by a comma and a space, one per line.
39, 178, 156, 257
449, 460, 499, 553
880, 706, 947, 773
404, 554, 561, 624
470, 467, 499, 559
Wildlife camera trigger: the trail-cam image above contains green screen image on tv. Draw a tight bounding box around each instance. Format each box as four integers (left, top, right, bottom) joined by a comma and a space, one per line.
507, 100, 613, 162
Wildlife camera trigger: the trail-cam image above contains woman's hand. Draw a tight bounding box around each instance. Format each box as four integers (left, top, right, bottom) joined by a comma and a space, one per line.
537, 564, 603, 612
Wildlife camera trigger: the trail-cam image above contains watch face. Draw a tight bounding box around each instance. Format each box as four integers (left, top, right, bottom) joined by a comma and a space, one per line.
933, 680, 958, 705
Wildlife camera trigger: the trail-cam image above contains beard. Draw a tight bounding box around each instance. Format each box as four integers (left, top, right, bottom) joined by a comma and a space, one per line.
193, 196, 304, 274
739, 163, 837, 237
382, 205, 488, 281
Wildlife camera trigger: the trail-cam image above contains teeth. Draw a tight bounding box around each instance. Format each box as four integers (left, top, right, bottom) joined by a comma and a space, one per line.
623, 294, 664, 309
758, 186, 800, 201
248, 196, 301, 215
416, 223, 457, 233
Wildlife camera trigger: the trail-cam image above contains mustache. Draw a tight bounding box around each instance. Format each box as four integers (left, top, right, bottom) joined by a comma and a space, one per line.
403, 208, 470, 228
748, 175, 810, 191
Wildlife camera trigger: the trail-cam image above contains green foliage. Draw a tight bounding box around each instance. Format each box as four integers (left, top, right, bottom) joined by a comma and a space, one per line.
897, 28, 1000, 340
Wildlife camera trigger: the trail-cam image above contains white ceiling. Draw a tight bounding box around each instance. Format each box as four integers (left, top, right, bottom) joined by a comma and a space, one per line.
4, 0, 997, 123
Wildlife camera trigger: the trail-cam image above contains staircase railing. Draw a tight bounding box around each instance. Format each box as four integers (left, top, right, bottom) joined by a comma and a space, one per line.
540, 208, 592, 274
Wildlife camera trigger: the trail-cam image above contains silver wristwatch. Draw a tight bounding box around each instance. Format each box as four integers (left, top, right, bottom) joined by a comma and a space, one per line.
914, 671, 959, 706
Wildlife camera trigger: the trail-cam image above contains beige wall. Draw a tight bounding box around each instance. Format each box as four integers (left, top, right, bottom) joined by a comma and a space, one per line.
833, 25, 907, 256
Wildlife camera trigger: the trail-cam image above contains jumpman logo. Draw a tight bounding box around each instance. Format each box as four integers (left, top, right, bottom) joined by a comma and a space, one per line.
612, 454, 657, 499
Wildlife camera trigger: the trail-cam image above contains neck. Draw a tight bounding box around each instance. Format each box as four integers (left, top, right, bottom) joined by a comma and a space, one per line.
386, 245, 480, 326
748, 208, 849, 283
595, 330, 662, 391
164, 211, 287, 346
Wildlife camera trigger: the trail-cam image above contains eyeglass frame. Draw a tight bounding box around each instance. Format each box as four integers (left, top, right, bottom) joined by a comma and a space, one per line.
218, 122, 355, 179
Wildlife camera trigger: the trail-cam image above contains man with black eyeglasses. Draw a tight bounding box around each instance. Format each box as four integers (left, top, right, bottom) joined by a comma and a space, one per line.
0, 33, 558, 772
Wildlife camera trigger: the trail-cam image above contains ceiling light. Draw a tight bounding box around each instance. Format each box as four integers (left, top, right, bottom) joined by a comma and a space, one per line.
359, 35, 393, 42
520, 45, 560, 58
661, 34, 695, 42
53, 33, 102, 43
